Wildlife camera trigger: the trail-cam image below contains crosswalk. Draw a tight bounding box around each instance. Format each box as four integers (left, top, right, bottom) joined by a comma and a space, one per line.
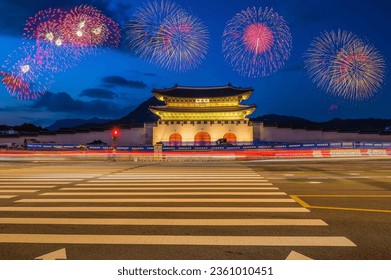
0, 163, 356, 258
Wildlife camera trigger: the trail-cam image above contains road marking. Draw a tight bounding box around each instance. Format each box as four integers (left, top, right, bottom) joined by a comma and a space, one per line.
0, 179, 79, 182
80, 182, 274, 186
0, 218, 327, 226
0, 234, 356, 246
35, 248, 67, 260
17, 198, 296, 203
298, 194, 391, 197
93, 179, 269, 182
0, 185, 57, 188
308, 182, 322, 184
291, 195, 391, 213
0, 182, 70, 185
290, 195, 311, 208
0, 206, 309, 212
286, 250, 313, 260
0, 190, 38, 193
40, 192, 287, 196
61, 187, 279, 191
0, 195, 16, 199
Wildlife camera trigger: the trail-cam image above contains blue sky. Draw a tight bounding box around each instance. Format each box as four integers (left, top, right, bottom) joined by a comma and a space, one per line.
0, 0, 390, 127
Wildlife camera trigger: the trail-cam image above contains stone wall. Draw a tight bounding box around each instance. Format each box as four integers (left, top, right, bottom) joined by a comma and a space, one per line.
0, 124, 153, 147
252, 122, 391, 142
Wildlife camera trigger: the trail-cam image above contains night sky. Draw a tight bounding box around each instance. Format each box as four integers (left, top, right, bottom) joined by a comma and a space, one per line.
0, 0, 390, 127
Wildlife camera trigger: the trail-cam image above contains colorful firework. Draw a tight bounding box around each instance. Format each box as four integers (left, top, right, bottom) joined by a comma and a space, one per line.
1, 46, 53, 100
24, 8, 66, 45
304, 30, 385, 100
155, 11, 209, 71
125, 0, 208, 72
222, 6, 292, 78
23, 8, 84, 72
62, 5, 121, 48
125, 0, 182, 59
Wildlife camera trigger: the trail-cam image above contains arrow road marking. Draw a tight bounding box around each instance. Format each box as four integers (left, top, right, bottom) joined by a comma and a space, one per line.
34, 248, 67, 260
286, 250, 313, 260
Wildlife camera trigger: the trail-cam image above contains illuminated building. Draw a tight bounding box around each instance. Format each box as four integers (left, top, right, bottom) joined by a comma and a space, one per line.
149, 85, 256, 146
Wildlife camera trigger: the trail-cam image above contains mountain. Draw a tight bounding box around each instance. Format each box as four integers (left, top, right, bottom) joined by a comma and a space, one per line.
251, 114, 318, 128
42, 97, 391, 132
46, 117, 112, 131
251, 114, 391, 132
110, 96, 164, 125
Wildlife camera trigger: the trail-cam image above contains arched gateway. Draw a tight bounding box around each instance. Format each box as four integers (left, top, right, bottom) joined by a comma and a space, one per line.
223, 132, 237, 144
169, 132, 182, 146
150, 85, 256, 146
195, 131, 211, 146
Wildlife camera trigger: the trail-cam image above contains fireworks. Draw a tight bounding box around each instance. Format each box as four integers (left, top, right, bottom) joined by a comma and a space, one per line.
24, 8, 66, 44
222, 6, 292, 78
1, 5, 120, 100
304, 30, 385, 100
62, 5, 121, 48
155, 11, 209, 71
1, 46, 53, 100
23, 8, 78, 72
125, 0, 209, 72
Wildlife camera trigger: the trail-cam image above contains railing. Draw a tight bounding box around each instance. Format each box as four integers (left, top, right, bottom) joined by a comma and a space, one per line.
26, 141, 391, 151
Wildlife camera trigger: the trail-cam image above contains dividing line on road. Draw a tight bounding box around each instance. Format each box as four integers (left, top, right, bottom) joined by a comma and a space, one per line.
0, 234, 356, 246
0, 182, 71, 185
39, 192, 287, 196
0, 195, 16, 199
0, 206, 310, 212
61, 187, 279, 191
91, 179, 269, 182
290, 195, 391, 213
0, 185, 57, 188
0, 218, 327, 226
16, 198, 296, 203
0, 179, 81, 182
0, 190, 38, 193
78, 183, 274, 186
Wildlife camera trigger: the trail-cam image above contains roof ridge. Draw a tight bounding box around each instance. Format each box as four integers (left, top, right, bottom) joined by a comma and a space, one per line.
153, 84, 253, 91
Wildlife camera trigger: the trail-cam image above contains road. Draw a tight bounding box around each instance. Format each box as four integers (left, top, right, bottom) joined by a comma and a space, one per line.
0, 158, 390, 259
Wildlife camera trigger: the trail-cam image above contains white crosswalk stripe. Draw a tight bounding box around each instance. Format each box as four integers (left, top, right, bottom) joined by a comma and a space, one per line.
0, 163, 356, 256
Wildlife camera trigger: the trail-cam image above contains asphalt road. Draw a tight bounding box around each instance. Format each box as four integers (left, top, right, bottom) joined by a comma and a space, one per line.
0, 158, 390, 260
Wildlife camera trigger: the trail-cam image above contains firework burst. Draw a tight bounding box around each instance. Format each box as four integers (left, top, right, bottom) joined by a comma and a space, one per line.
1, 46, 53, 100
304, 30, 385, 100
125, 0, 181, 59
125, 0, 208, 72
62, 5, 120, 48
23, 8, 84, 72
222, 6, 292, 78
24, 8, 66, 44
155, 11, 209, 71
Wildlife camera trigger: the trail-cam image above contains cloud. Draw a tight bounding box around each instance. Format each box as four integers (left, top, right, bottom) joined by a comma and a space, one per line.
80, 88, 117, 99
129, 70, 158, 77
33, 92, 84, 112
32, 91, 130, 117
102, 75, 147, 89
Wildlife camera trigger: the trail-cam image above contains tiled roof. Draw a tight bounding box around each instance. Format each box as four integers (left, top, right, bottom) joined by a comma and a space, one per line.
149, 105, 256, 112
152, 85, 253, 98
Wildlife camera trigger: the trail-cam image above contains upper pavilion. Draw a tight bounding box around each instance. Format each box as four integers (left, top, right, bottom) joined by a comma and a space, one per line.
149, 84, 256, 121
